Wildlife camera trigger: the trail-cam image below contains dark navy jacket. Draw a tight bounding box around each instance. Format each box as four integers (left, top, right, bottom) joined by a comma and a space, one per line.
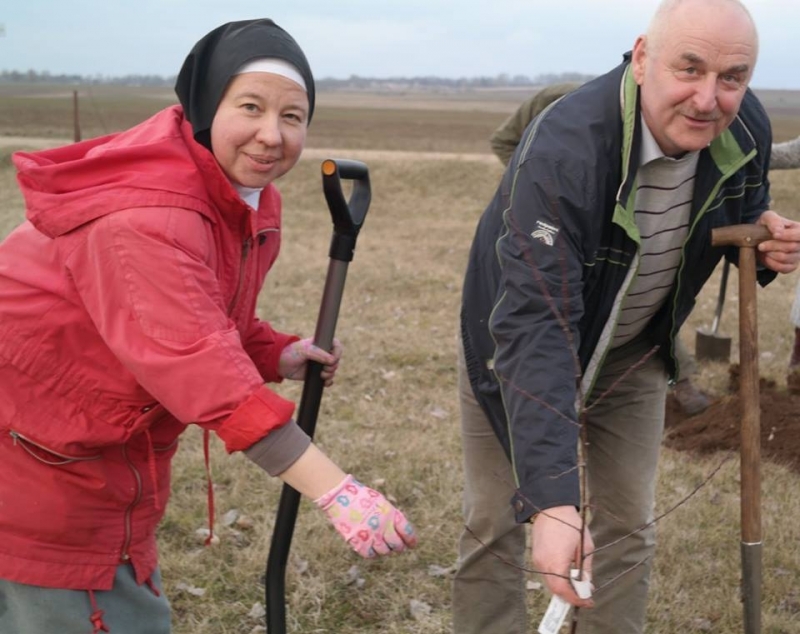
461, 57, 774, 522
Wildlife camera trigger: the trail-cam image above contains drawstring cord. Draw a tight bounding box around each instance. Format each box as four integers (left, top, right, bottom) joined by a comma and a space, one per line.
144, 575, 161, 597
87, 590, 110, 633
203, 429, 216, 546
85, 576, 160, 633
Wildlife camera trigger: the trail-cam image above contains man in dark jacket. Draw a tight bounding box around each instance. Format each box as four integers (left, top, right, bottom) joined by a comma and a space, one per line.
453, 1, 800, 633
490, 81, 714, 417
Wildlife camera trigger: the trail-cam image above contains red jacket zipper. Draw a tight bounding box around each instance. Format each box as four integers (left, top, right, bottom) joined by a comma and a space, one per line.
119, 443, 143, 562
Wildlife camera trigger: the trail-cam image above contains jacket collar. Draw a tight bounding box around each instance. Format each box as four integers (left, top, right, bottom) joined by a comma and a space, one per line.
615, 65, 759, 230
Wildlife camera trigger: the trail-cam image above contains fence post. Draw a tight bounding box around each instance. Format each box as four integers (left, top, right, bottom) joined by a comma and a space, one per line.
73, 90, 81, 143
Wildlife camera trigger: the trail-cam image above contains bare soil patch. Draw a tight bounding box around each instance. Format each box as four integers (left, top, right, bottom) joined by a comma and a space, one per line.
665, 367, 800, 473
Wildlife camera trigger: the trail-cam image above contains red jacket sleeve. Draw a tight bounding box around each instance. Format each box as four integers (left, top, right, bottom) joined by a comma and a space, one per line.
242, 317, 299, 384
66, 206, 295, 452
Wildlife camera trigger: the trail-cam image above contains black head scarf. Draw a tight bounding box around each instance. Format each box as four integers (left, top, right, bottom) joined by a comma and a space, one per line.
175, 19, 315, 149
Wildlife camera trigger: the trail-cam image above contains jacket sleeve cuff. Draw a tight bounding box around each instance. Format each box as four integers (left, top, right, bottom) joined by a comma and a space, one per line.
243, 420, 311, 476
511, 482, 580, 524
756, 266, 777, 288
216, 385, 296, 453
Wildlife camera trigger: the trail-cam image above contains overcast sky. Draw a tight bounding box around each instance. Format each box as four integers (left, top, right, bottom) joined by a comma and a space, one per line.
2, 0, 799, 89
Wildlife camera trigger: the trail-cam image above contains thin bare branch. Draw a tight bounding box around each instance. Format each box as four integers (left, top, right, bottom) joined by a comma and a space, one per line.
499, 375, 582, 429
462, 524, 572, 582
582, 345, 660, 414
587, 455, 733, 559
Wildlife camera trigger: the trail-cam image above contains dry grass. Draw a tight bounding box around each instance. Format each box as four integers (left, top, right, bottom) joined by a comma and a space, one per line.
0, 150, 26, 236
1, 89, 800, 633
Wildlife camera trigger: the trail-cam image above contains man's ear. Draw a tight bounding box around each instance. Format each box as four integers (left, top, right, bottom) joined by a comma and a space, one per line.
631, 35, 647, 86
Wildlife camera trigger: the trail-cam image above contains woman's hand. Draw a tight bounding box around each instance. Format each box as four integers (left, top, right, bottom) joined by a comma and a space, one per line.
275, 444, 418, 558
278, 338, 343, 387
315, 474, 418, 558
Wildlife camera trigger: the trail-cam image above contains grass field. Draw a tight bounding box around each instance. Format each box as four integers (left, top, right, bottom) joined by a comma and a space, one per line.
1, 84, 800, 633
3, 83, 800, 149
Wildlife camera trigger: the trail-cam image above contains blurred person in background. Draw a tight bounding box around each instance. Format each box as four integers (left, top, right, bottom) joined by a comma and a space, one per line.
771, 137, 800, 390
454, 1, 800, 633
771, 134, 800, 169
0, 18, 416, 634
772, 135, 800, 392
789, 280, 800, 392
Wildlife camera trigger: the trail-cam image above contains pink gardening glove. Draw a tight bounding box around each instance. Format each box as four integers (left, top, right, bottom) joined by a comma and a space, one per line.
314, 474, 418, 558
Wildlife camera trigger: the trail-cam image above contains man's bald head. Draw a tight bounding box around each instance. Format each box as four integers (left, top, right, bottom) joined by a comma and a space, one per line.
645, 0, 759, 59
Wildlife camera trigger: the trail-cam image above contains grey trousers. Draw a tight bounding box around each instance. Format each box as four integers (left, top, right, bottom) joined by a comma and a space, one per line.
0, 564, 171, 634
452, 336, 668, 634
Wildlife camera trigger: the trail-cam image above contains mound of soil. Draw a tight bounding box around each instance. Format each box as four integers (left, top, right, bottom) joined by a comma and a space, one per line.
664, 367, 800, 474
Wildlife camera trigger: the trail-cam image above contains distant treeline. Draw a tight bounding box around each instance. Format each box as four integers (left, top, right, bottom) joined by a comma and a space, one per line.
0, 70, 178, 86
315, 72, 595, 90
0, 69, 595, 89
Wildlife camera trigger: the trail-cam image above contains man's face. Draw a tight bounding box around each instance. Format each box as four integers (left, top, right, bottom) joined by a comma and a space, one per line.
632, 2, 757, 157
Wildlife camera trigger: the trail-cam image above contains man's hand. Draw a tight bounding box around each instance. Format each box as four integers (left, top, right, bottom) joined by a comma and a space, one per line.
756, 211, 800, 273
531, 505, 595, 608
278, 338, 343, 387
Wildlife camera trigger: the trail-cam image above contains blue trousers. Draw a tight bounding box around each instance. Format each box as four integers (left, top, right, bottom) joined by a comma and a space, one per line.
0, 564, 171, 634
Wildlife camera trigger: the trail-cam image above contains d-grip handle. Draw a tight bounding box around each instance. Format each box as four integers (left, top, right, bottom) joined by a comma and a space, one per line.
321, 159, 371, 261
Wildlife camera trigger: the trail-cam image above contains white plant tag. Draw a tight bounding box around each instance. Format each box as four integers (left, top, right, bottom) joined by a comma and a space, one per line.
537, 594, 570, 634
537, 569, 592, 634
570, 568, 593, 600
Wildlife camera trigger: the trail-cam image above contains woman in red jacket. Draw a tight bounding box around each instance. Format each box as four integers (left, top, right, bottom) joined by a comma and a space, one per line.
0, 19, 416, 634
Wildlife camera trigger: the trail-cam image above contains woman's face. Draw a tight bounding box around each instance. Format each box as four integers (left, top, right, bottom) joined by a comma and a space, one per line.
210, 72, 309, 188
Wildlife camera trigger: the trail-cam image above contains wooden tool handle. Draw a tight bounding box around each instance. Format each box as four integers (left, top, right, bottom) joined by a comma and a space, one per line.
710, 223, 766, 633
711, 224, 771, 248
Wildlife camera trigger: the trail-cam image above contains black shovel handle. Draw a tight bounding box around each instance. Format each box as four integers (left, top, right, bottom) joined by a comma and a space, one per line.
266, 159, 371, 634
322, 159, 371, 262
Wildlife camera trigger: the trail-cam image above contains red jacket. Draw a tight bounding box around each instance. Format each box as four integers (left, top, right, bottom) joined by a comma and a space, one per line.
0, 105, 299, 590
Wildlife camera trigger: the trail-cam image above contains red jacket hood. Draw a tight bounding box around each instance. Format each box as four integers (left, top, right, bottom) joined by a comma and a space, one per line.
13, 105, 251, 238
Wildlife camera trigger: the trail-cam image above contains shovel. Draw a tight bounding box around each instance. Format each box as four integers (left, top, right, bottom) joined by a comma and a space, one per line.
265, 158, 371, 634
695, 259, 732, 361
711, 224, 771, 634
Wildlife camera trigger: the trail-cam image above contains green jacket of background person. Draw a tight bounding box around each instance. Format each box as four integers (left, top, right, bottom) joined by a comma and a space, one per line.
489, 82, 582, 165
